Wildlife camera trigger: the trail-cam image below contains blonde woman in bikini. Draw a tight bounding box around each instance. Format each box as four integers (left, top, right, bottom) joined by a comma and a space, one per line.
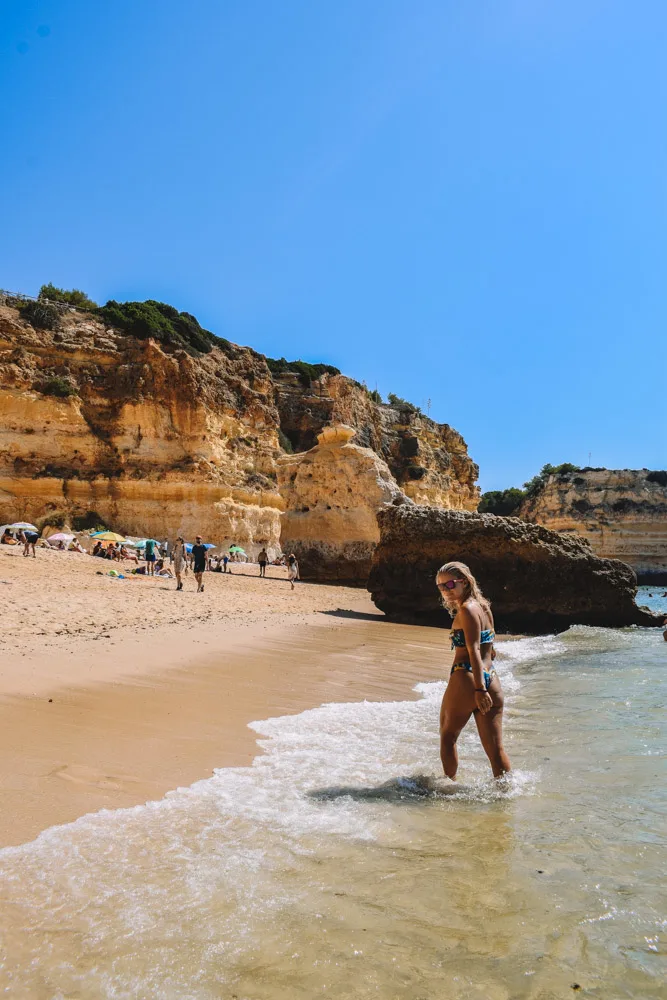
436, 561, 511, 779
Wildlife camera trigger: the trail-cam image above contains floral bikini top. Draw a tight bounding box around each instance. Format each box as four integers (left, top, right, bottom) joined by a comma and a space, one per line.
450, 628, 495, 650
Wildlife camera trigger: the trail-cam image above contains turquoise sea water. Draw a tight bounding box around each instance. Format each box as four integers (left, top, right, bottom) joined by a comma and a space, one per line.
0, 612, 665, 999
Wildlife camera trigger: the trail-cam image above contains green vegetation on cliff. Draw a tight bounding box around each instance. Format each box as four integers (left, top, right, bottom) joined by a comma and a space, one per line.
37, 376, 79, 398
478, 488, 526, 516
20, 299, 61, 331
522, 462, 581, 498
39, 283, 98, 310
387, 392, 421, 414
479, 463, 581, 516
266, 356, 341, 387
97, 300, 231, 356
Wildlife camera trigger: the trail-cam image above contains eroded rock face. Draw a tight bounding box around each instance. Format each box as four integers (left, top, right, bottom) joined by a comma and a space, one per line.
0, 305, 283, 553
278, 424, 405, 583
0, 303, 479, 551
368, 504, 659, 633
274, 373, 479, 509
520, 470, 667, 583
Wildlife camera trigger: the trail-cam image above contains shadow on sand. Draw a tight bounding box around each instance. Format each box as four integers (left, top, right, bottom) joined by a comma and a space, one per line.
320, 608, 387, 622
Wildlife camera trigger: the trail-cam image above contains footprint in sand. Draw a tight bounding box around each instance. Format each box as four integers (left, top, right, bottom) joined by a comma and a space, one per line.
48, 763, 141, 792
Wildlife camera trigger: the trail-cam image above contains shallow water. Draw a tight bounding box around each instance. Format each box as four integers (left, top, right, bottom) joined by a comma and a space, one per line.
1, 622, 666, 999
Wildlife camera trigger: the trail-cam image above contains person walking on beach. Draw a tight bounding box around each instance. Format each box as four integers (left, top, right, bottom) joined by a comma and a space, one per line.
144, 537, 156, 576
287, 553, 299, 590
22, 529, 39, 558
173, 536, 186, 591
258, 547, 268, 577
436, 561, 511, 780
192, 535, 207, 593
223, 553, 231, 574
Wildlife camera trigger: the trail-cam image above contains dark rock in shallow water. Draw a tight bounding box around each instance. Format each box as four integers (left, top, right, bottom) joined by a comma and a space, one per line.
367, 505, 660, 633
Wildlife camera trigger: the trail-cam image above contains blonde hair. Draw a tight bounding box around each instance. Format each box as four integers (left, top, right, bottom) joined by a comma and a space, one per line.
436, 561, 491, 616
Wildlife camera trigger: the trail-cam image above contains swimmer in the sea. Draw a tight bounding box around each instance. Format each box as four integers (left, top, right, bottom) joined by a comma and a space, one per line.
436, 561, 511, 780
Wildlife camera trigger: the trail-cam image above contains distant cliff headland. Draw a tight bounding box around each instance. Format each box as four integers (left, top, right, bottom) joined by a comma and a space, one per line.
0, 285, 479, 555
481, 464, 667, 583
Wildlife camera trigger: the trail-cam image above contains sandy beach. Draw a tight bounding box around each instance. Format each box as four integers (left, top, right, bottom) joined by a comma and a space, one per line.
0, 545, 454, 847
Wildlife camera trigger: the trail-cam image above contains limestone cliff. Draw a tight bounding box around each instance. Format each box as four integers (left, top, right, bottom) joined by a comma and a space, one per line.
278, 424, 405, 583
0, 302, 479, 551
519, 469, 667, 583
0, 304, 284, 552
274, 373, 479, 510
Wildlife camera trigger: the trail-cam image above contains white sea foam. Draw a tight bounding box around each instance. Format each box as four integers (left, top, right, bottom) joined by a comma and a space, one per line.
2, 627, 664, 999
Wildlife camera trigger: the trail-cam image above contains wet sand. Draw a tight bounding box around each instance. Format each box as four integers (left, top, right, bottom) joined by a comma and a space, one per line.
0, 546, 454, 847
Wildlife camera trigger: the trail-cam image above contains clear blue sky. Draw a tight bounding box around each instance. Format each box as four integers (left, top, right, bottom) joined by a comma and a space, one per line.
2, 1, 665, 491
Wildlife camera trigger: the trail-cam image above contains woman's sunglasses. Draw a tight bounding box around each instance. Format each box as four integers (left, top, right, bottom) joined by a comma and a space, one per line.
437, 579, 461, 591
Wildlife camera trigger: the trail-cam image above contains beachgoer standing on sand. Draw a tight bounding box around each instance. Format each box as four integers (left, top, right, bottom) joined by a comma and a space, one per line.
223, 553, 231, 574
435, 561, 511, 780
258, 547, 268, 577
173, 536, 186, 591
662, 616, 667, 642
144, 538, 156, 576
287, 553, 299, 591
23, 530, 39, 558
192, 535, 207, 593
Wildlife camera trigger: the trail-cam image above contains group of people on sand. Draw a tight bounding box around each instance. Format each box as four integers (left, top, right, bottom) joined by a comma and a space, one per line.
169, 537, 300, 593
92, 540, 138, 564
255, 547, 299, 587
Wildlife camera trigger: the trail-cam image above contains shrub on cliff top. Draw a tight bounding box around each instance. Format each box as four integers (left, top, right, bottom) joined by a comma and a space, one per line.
20, 299, 61, 331
523, 462, 581, 498
39, 283, 98, 310
97, 299, 231, 356
266, 357, 340, 387
387, 393, 421, 415
478, 488, 525, 516
480, 463, 581, 516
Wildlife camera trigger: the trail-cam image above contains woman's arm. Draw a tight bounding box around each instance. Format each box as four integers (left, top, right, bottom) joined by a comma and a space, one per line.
460, 605, 492, 715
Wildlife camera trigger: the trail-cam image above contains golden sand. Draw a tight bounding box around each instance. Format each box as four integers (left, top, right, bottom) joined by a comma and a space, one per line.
0, 546, 453, 847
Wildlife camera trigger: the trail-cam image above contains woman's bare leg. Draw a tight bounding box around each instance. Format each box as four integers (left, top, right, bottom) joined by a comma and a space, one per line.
439, 690, 472, 780
474, 682, 511, 777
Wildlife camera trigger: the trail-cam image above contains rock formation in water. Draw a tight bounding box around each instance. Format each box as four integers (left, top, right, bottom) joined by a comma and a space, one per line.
519, 469, 667, 583
278, 424, 405, 583
0, 302, 478, 551
368, 504, 659, 633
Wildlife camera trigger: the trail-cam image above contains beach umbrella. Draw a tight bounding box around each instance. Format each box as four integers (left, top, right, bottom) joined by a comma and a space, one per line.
10, 522, 38, 531
47, 532, 75, 542
184, 542, 216, 553
133, 538, 160, 547
90, 531, 126, 542
229, 545, 246, 554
